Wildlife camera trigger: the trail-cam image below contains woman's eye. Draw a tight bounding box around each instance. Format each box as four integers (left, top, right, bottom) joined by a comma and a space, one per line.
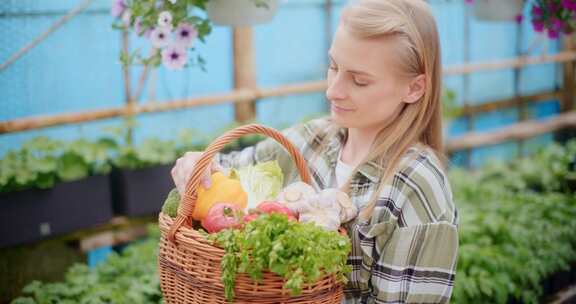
353, 79, 368, 87
328, 65, 338, 71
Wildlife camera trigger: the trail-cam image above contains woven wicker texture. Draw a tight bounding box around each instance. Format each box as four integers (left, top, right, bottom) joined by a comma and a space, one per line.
158, 124, 344, 303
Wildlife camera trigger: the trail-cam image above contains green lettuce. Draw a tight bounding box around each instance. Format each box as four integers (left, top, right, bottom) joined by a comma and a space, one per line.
233, 161, 283, 209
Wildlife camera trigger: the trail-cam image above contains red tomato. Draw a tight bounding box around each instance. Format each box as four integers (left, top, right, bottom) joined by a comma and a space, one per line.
256, 201, 297, 220
201, 203, 244, 233
242, 213, 261, 224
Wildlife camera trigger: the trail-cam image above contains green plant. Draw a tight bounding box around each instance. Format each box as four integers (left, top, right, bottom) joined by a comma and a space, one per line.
0, 137, 117, 193
207, 213, 351, 301
103, 122, 208, 170
449, 141, 576, 303
112, 0, 212, 71
9, 140, 576, 304
11, 225, 162, 304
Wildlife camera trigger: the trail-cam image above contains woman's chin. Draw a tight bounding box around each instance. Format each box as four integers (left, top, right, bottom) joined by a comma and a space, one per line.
330, 111, 353, 128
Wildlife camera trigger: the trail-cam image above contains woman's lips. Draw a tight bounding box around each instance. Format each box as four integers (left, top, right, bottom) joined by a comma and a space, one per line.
331, 103, 355, 113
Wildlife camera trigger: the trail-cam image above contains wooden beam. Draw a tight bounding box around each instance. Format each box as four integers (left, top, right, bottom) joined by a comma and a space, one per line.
2, 50, 576, 134
460, 90, 560, 116
443, 51, 576, 76
445, 110, 576, 152
0, 83, 325, 134
79, 225, 148, 252
233, 27, 257, 123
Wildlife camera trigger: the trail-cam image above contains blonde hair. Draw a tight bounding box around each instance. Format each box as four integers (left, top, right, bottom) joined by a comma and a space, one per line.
325, 0, 446, 220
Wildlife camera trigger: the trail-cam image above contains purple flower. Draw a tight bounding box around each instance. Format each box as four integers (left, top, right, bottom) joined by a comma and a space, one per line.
175, 23, 198, 48
111, 0, 125, 18
162, 45, 188, 70
548, 29, 560, 39
465, 0, 474, 4
134, 17, 144, 35
548, 2, 560, 13
532, 20, 545, 32
562, 0, 576, 11
531, 5, 544, 17
514, 14, 523, 25
149, 26, 171, 48
551, 18, 563, 31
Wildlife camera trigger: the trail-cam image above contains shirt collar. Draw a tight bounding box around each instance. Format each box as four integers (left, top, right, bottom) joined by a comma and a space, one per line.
325, 127, 384, 184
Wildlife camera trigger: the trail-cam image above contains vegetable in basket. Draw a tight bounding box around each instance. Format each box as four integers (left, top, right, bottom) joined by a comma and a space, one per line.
193, 172, 247, 221
231, 160, 284, 210
276, 182, 359, 231
202, 202, 245, 233
161, 172, 247, 221
208, 212, 352, 301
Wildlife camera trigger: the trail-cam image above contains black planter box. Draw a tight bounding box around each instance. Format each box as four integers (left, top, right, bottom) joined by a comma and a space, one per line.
0, 175, 113, 248
110, 164, 174, 217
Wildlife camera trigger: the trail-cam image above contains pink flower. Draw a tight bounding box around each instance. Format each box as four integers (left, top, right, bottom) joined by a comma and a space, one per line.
174, 23, 198, 48
532, 20, 545, 32
551, 18, 563, 31
465, 0, 474, 4
514, 14, 523, 25
111, 0, 125, 18
548, 2, 560, 13
162, 45, 188, 70
548, 29, 560, 39
531, 6, 544, 17
562, 0, 576, 11
134, 17, 144, 35
149, 26, 171, 48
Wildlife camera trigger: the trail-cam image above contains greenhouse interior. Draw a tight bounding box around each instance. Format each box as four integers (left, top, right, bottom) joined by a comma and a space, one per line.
1, 0, 575, 303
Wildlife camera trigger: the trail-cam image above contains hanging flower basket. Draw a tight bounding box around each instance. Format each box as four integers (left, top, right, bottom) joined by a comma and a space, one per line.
207, 0, 279, 27
473, 0, 524, 22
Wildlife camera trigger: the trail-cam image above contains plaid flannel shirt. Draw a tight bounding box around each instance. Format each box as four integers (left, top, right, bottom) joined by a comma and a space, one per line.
216, 117, 459, 304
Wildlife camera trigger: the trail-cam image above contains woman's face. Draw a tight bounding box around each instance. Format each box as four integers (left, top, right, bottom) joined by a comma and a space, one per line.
326, 25, 412, 131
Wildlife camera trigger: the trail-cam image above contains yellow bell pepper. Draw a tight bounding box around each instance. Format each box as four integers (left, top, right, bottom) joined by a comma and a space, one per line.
192, 172, 247, 221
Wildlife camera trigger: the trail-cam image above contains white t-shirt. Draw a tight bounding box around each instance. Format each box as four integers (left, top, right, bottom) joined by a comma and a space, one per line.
335, 149, 354, 188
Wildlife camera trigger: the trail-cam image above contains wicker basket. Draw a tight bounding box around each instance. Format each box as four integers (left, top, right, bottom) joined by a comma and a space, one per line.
158, 124, 345, 304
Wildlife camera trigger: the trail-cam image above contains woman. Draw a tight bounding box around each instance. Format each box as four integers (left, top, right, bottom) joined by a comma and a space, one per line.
172, 0, 458, 303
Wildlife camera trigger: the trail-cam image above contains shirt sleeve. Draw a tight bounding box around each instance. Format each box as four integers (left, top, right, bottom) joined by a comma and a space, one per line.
357, 154, 459, 304
366, 221, 459, 304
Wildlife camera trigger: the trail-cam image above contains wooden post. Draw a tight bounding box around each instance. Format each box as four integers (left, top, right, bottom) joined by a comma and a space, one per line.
561, 35, 575, 113
233, 27, 257, 123
557, 34, 576, 143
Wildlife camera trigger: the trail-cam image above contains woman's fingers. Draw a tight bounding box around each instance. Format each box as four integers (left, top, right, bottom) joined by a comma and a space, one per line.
172, 151, 227, 192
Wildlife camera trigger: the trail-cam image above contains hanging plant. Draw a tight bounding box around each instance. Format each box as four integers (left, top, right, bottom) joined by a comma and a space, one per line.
111, 0, 212, 71
529, 0, 576, 39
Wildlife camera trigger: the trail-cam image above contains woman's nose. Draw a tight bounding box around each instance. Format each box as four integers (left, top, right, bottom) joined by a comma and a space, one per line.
326, 78, 348, 101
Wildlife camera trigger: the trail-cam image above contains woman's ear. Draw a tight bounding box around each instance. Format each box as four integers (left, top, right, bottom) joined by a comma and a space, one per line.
403, 74, 426, 104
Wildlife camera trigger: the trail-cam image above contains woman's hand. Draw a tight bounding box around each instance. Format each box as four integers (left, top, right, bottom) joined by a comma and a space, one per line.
171, 151, 227, 194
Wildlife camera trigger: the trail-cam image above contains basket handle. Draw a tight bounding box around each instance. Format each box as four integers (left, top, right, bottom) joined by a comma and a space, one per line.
168, 124, 312, 242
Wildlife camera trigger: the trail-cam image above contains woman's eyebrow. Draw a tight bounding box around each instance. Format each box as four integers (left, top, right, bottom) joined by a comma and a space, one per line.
328, 53, 376, 78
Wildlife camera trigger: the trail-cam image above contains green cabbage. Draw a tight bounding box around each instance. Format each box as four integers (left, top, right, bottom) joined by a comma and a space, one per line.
233, 160, 283, 209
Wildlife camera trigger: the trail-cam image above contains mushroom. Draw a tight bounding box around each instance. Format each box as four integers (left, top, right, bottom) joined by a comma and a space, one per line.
276, 182, 316, 214
318, 189, 358, 223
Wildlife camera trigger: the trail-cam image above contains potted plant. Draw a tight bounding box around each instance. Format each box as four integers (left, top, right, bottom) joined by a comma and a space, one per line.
206, 0, 279, 27
467, 0, 525, 22
107, 125, 208, 217
0, 137, 115, 248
